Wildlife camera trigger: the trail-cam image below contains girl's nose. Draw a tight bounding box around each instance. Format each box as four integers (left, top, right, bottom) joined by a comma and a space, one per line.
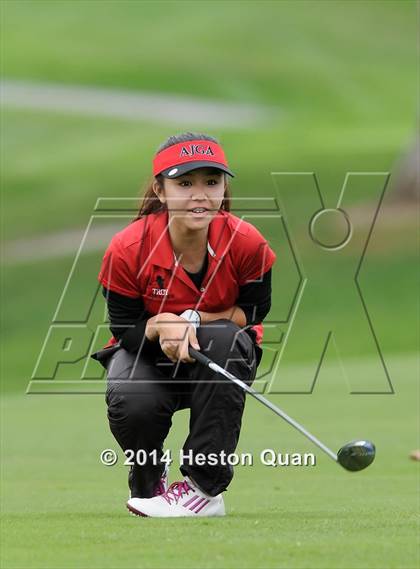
191, 186, 208, 197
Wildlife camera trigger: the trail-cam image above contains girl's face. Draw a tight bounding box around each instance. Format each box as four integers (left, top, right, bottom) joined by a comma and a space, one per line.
155, 167, 226, 232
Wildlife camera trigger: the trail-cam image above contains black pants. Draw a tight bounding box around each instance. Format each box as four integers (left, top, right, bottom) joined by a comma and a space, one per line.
104, 319, 261, 498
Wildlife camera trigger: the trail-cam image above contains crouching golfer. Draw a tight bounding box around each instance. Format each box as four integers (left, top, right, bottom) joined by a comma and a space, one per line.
91, 132, 276, 517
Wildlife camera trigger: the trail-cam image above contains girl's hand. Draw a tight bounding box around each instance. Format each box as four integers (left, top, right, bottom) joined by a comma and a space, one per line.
146, 312, 200, 363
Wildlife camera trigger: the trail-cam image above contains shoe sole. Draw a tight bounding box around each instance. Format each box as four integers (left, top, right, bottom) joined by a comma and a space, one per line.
126, 504, 226, 518
126, 503, 148, 518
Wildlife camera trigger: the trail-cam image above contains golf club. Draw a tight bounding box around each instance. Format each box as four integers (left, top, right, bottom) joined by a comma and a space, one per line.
189, 346, 375, 472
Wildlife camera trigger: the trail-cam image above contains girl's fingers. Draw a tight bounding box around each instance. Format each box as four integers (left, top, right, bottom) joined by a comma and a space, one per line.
181, 334, 194, 363
177, 329, 194, 363
160, 321, 199, 362
188, 327, 200, 350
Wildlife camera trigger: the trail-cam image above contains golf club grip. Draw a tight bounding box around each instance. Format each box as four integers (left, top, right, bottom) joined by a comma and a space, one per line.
189, 346, 212, 367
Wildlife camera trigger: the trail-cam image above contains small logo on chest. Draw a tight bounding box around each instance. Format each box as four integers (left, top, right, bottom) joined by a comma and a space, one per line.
153, 275, 168, 295
152, 288, 168, 296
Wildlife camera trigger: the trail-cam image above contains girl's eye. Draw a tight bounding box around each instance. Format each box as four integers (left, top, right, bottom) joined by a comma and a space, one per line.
178, 179, 219, 187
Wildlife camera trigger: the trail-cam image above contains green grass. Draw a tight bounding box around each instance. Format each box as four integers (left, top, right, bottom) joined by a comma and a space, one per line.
1, 1, 416, 123
1, 3, 417, 240
1, 107, 415, 241
1, 353, 418, 569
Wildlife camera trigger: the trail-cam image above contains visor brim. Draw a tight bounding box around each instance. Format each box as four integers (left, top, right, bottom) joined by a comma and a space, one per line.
160, 161, 235, 179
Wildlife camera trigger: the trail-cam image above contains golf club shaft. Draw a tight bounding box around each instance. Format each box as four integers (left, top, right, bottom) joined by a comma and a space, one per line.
189, 347, 338, 463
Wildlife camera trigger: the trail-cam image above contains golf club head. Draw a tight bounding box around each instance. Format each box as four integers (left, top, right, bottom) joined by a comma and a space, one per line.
337, 440, 376, 472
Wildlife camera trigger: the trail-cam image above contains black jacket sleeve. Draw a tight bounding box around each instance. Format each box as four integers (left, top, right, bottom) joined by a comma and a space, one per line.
102, 287, 156, 353
236, 269, 272, 326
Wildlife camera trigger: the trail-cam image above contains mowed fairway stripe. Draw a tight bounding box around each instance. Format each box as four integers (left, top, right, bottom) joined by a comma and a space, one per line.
0, 79, 276, 128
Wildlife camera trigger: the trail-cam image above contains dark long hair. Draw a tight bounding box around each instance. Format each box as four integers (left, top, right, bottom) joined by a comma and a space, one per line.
132, 132, 232, 221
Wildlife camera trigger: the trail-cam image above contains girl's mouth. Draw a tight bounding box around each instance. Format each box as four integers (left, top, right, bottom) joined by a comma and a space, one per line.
188, 207, 209, 216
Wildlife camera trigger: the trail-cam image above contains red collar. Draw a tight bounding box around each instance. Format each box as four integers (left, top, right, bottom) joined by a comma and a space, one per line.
145, 209, 237, 270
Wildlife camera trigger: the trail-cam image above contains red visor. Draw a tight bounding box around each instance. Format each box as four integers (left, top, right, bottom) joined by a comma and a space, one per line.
153, 140, 234, 178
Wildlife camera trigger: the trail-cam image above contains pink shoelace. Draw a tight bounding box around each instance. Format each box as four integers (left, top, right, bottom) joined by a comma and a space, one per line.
153, 476, 167, 497
161, 480, 193, 504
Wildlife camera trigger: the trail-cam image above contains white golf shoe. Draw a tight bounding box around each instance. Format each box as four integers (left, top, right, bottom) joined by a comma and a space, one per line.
127, 477, 225, 518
